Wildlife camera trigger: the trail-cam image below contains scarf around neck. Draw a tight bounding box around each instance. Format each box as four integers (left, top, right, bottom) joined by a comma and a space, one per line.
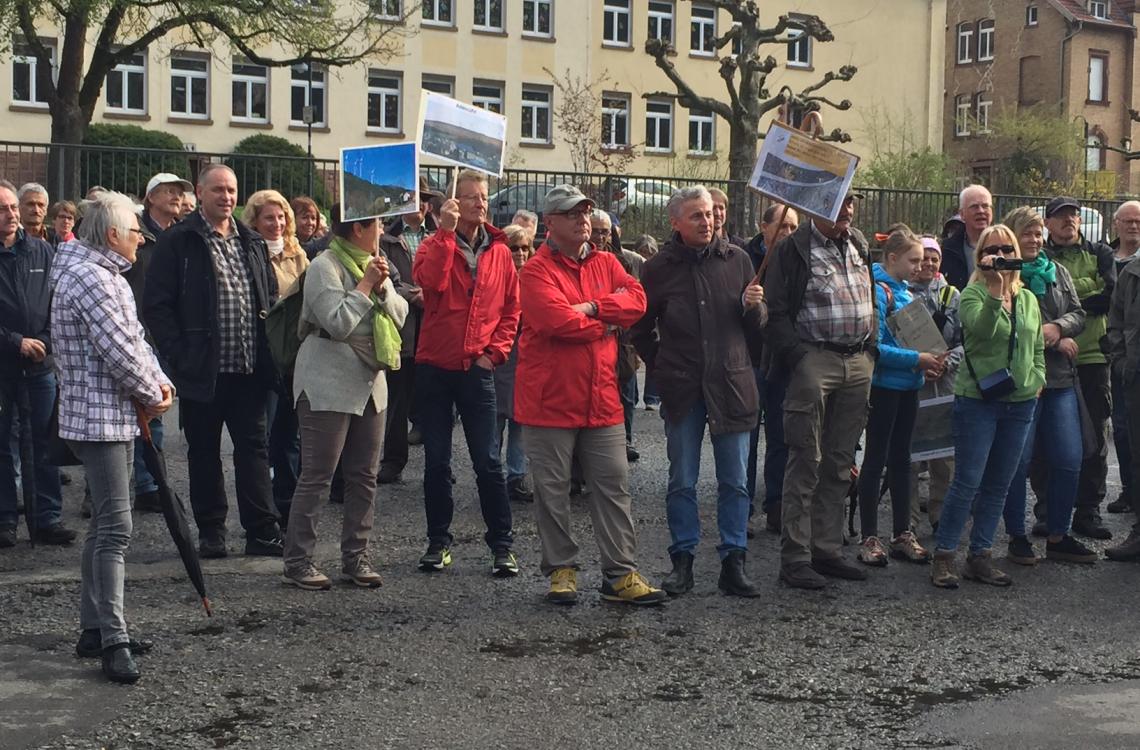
328, 237, 401, 369
1020, 253, 1056, 298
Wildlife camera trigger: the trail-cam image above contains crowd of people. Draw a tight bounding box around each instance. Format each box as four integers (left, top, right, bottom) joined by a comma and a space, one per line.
5, 167, 1140, 685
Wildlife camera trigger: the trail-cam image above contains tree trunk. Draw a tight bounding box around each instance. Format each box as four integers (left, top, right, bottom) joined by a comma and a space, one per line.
47, 104, 88, 201
727, 120, 759, 237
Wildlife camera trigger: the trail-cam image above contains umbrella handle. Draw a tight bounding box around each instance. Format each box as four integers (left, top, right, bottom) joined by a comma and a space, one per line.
134, 402, 153, 443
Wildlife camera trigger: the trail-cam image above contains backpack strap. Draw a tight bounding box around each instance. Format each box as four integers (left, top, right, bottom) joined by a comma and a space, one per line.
877, 281, 895, 318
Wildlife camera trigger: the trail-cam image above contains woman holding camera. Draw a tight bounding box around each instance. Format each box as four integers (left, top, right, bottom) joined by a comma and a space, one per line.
1000, 207, 1095, 565
931, 224, 1045, 589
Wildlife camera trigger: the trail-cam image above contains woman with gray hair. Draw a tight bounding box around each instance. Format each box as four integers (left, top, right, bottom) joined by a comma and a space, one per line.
50, 192, 174, 683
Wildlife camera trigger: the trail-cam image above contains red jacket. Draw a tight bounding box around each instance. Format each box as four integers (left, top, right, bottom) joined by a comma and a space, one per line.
514, 244, 646, 428
412, 224, 521, 371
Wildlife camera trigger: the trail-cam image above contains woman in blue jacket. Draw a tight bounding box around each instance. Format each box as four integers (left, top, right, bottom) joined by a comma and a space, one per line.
858, 228, 948, 567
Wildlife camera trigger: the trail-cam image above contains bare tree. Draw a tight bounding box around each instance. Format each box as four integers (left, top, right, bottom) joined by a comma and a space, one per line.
2, 0, 415, 196
545, 67, 638, 175
644, 2, 855, 231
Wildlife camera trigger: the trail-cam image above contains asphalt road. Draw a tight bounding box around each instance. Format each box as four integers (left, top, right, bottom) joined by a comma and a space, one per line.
3, 394, 1140, 750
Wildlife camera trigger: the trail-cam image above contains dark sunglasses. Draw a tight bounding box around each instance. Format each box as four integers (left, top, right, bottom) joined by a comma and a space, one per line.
509, 244, 532, 251
983, 244, 1016, 256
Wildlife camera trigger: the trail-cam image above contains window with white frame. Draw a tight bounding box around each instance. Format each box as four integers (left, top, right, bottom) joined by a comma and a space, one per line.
474, 0, 504, 31
603, 0, 631, 46
787, 29, 811, 67
290, 62, 326, 126
975, 93, 992, 133
648, 1, 674, 43
1090, 1, 1108, 19
422, 75, 454, 96
688, 109, 714, 153
371, 0, 402, 19
106, 50, 146, 114
1087, 134, 1106, 170
956, 22, 973, 63
473, 82, 503, 113
422, 0, 453, 25
977, 19, 995, 61
1089, 52, 1108, 102
232, 60, 268, 122
601, 94, 630, 148
954, 94, 971, 136
645, 98, 673, 152
367, 70, 402, 132
1026, 5, 1038, 26
12, 40, 55, 107
690, 4, 716, 56
170, 55, 209, 119
522, 0, 553, 37
521, 85, 551, 143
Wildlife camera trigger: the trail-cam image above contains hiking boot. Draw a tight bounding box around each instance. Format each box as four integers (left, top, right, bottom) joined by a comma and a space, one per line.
765, 504, 781, 533
33, 524, 77, 545
600, 571, 667, 605
407, 427, 423, 445
491, 549, 520, 577
507, 476, 534, 503
245, 530, 285, 557
1105, 527, 1140, 561
662, 551, 694, 596
626, 444, 640, 462
0, 525, 16, 548
133, 490, 162, 513
342, 557, 383, 588
1072, 514, 1112, 540
890, 531, 931, 563
282, 562, 332, 591
930, 550, 959, 589
858, 536, 889, 567
718, 550, 762, 597
779, 562, 827, 590
418, 543, 453, 572
102, 643, 140, 685
1045, 535, 1098, 564
813, 555, 867, 580
546, 567, 578, 604
199, 533, 227, 559
1107, 493, 1132, 514
962, 550, 1012, 587
376, 464, 402, 485
76, 629, 153, 658
1006, 535, 1039, 566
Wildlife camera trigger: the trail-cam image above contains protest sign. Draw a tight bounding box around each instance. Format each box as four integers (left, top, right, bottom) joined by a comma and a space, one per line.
748, 120, 859, 223
888, 300, 949, 355
417, 90, 508, 178
339, 142, 419, 221
911, 394, 955, 462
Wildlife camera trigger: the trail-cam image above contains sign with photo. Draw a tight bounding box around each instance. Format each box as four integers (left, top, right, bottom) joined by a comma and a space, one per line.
417, 90, 508, 178
748, 120, 860, 223
911, 394, 955, 462
339, 142, 420, 221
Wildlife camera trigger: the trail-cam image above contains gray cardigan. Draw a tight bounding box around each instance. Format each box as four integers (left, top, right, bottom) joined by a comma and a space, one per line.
293, 250, 409, 415
1036, 261, 1085, 390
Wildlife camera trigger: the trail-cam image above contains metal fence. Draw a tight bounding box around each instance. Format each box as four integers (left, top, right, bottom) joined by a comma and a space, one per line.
1, 140, 1126, 243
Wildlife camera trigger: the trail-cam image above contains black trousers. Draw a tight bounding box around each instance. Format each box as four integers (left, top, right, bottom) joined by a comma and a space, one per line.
182, 373, 280, 538
380, 357, 416, 472
857, 386, 918, 539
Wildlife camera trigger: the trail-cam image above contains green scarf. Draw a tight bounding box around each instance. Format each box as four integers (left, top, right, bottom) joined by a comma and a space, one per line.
328, 237, 402, 370
1020, 253, 1056, 298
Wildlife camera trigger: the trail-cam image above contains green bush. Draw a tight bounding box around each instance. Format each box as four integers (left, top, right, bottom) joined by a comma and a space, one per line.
81, 124, 190, 199
226, 135, 331, 208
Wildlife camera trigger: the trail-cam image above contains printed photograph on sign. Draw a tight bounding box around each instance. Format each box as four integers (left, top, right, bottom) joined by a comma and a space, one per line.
339, 142, 419, 221
748, 120, 859, 222
418, 90, 508, 177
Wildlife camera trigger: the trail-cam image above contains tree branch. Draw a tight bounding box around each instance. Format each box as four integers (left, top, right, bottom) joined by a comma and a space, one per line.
644, 38, 733, 120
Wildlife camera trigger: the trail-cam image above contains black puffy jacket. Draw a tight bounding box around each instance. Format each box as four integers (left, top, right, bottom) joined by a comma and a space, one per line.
0, 230, 54, 380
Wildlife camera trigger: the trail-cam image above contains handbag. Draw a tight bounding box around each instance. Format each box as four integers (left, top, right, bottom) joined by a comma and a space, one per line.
962, 295, 1018, 401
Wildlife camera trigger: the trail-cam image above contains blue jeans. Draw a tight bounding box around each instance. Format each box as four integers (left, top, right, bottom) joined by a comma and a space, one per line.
745, 367, 767, 508
0, 370, 63, 529
417, 364, 513, 550
1003, 388, 1081, 537
621, 374, 638, 444
762, 370, 788, 513
935, 396, 1037, 554
497, 414, 527, 483
663, 398, 750, 558
132, 417, 164, 494
1111, 366, 1132, 493
643, 371, 660, 406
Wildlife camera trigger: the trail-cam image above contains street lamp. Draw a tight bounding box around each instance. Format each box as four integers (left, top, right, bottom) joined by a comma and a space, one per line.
1073, 114, 1089, 198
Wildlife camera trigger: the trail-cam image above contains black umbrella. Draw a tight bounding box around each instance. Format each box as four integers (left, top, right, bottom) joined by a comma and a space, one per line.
16, 380, 37, 548
135, 404, 212, 617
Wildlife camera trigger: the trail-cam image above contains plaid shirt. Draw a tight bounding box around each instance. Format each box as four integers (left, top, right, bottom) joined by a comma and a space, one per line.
401, 223, 427, 258
49, 240, 171, 442
202, 215, 256, 374
795, 222, 875, 345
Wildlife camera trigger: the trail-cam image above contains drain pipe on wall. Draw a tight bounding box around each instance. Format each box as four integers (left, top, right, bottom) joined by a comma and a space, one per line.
1060, 19, 1083, 115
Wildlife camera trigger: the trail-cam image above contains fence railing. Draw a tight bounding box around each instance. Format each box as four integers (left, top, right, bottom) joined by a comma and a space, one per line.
1, 140, 1125, 243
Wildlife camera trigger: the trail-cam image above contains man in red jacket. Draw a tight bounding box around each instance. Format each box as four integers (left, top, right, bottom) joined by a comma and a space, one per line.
515, 185, 666, 606
412, 169, 521, 577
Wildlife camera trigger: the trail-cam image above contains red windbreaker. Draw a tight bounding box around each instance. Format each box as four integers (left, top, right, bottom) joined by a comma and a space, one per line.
412, 224, 521, 371
514, 244, 646, 428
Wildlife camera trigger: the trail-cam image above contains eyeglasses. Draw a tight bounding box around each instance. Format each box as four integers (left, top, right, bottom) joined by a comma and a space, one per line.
556, 209, 592, 221
509, 244, 532, 252
590, 227, 610, 235
966, 203, 993, 212
982, 244, 1016, 255
457, 194, 487, 204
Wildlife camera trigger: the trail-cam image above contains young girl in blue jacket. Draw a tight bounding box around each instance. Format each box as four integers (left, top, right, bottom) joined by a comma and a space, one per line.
857, 228, 948, 567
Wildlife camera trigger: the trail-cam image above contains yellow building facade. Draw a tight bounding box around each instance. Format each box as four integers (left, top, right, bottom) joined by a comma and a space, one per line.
2, 1, 946, 176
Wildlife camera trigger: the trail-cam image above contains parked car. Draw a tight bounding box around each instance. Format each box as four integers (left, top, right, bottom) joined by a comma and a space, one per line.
607, 177, 679, 218
1031, 205, 1106, 244
488, 181, 556, 233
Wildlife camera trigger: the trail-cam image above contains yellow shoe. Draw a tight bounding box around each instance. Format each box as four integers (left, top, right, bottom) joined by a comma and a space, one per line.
546, 567, 578, 604
600, 571, 667, 606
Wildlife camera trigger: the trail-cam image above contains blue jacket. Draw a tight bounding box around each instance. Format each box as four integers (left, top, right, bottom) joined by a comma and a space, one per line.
872, 264, 924, 391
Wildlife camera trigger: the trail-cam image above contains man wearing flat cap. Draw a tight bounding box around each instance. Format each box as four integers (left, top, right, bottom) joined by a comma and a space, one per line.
763, 192, 877, 589
1041, 196, 1116, 539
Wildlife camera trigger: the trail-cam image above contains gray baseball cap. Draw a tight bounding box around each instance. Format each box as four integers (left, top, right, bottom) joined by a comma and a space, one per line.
543, 184, 595, 215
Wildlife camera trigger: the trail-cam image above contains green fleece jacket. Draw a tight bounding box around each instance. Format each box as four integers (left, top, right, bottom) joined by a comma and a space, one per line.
955, 283, 1045, 402
1046, 237, 1115, 365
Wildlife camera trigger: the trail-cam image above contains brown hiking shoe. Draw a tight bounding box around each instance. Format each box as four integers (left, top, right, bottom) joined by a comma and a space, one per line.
930, 550, 959, 589
963, 549, 1012, 587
